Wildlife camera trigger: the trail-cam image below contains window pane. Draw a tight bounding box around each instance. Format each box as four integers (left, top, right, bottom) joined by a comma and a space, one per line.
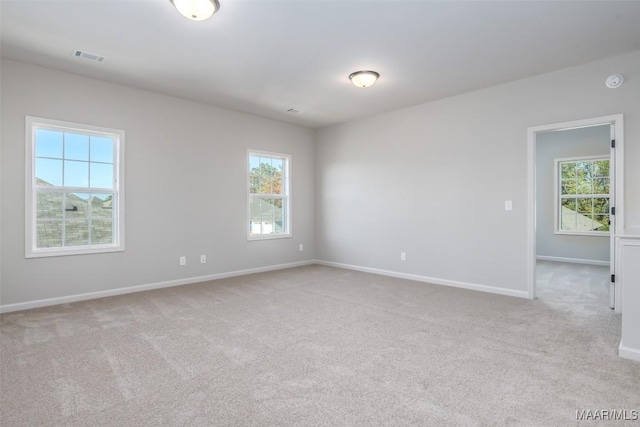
36, 192, 63, 219
36, 158, 63, 186
593, 198, 609, 214
259, 157, 272, 172
35, 129, 63, 159
249, 218, 262, 235
249, 173, 260, 194
90, 136, 114, 163
249, 155, 260, 172
593, 177, 609, 195
275, 199, 286, 231
594, 215, 610, 232
266, 198, 281, 214
561, 179, 576, 195
91, 220, 113, 244
90, 163, 113, 189
65, 220, 90, 246
576, 162, 591, 180
272, 158, 283, 172
575, 179, 592, 195
576, 198, 593, 214
560, 163, 575, 179
65, 193, 89, 219
261, 216, 275, 234
593, 160, 609, 177
249, 197, 286, 235
64, 160, 89, 187
561, 198, 576, 211
560, 211, 576, 231
272, 175, 282, 195
64, 133, 89, 161
258, 159, 276, 194
90, 194, 114, 219
249, 154, 286, 196
576, 214, 594, 232
36, 221, 63, 248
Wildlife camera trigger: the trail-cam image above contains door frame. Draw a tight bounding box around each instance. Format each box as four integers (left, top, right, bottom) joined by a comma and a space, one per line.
526, 114, 624, 312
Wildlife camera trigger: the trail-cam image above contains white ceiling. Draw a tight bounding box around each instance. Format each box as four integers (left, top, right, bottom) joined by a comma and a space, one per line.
2, 0, 639, 128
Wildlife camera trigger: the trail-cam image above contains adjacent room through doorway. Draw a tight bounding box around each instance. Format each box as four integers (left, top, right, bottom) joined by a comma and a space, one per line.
535, 124, 613, 308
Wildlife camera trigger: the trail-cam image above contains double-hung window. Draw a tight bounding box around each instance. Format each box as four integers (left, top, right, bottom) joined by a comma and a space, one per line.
556, 156, 610, 235
26, 116, 125, 257
248, 150, 290, 240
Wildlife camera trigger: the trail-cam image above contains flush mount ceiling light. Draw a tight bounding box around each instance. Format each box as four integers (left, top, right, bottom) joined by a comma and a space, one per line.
170, 0, 220, 21
349, 70, 380, 88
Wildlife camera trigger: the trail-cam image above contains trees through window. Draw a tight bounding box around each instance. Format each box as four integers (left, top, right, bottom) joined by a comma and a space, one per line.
557, 157, 610, 234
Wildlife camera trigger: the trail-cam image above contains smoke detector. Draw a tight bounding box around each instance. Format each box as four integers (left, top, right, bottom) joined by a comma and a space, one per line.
286, 108, 301, 114
605, 74, 624, 89
72, 49, 105, 63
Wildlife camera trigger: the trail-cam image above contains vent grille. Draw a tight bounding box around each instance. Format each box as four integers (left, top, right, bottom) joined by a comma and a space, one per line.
72, 49, 105, 63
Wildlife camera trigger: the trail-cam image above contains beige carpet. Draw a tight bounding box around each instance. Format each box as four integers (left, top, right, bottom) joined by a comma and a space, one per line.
1, 264, 638, 426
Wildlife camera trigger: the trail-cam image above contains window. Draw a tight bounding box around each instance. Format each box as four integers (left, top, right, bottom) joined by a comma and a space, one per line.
555, 156, 610, 235
248, 150, 290, 239
26, 116, 125, 257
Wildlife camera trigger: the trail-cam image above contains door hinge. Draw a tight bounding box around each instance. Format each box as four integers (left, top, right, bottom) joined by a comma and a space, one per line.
611, 274, 616, 283
611, 139, 616, 148
611, 207, 615, 215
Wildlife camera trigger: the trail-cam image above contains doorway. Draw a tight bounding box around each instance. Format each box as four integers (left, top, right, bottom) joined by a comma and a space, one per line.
527, 115, 624, 312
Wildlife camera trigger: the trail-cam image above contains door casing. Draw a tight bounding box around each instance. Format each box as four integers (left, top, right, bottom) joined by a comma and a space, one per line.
527, 114, 624, 312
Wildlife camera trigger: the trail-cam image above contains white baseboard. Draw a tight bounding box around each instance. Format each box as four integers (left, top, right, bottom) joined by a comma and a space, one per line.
619, 344, 640, 362
316, 260, 529, 299
0, 260, 316, 314
536, 255, 610, 267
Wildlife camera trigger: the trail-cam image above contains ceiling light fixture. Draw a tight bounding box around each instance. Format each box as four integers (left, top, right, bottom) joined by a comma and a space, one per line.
349, 70, 380, 88
170, 0, 220, 21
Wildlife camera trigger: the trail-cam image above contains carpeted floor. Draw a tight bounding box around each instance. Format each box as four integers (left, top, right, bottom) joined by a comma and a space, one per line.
1, 264, 638, 426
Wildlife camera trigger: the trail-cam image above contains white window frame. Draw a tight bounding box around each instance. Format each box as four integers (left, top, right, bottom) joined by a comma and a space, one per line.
25, 116, 125, 258
554, 154, 610, 237
247, 149, 291, 241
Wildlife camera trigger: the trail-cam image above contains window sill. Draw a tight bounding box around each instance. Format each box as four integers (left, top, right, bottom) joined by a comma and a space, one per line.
247, 234, 292, 242
26, 245, 124, 259
554, 231, 610, 237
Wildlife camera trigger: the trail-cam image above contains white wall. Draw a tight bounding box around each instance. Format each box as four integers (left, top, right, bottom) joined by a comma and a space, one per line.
315, 50, 640, 294
0, 60, 316, 306
618, 237, 640, 362
536, 125, 610, 263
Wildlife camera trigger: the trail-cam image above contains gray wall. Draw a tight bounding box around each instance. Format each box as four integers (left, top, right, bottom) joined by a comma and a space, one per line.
536, 125, 610, 262
315, 50, 640, 293
2, 50, 640, 306
0, 60, 316, 305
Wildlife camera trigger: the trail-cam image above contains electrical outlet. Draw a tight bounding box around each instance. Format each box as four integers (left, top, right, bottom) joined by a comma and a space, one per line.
400, 252, 407, 261
299, 244, 304, 252
505, 200, 513, 211
200, 254, 206, 264
179, 256, 186, 266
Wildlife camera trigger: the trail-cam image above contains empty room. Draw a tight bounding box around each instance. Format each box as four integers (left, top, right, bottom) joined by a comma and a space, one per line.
1, 1, 640, 425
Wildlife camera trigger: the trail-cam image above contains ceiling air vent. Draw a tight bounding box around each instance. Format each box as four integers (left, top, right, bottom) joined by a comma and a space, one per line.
72, 49, 105, 63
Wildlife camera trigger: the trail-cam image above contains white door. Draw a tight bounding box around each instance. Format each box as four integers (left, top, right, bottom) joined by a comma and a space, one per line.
609, 124, 616, 309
